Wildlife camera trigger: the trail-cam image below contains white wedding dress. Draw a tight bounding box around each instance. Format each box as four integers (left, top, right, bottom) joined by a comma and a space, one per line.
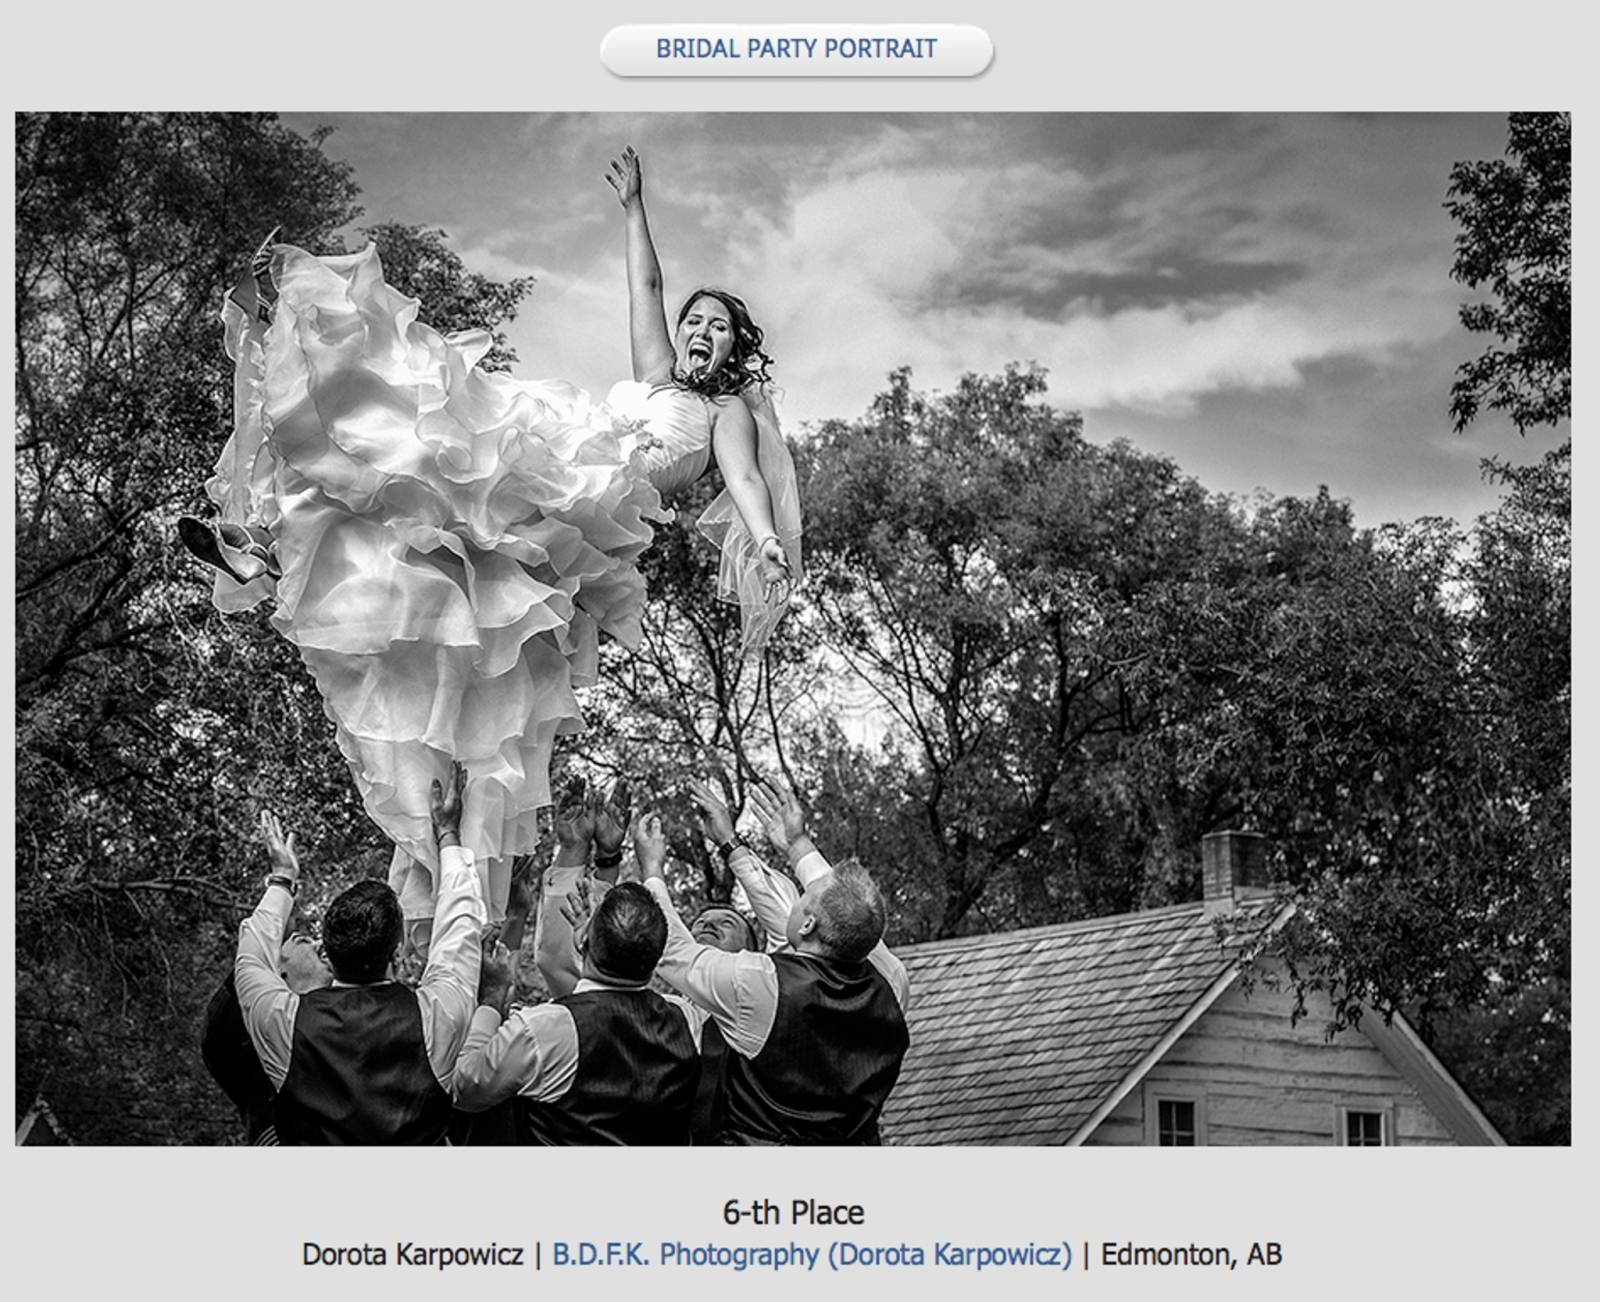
206, 243, 801, 915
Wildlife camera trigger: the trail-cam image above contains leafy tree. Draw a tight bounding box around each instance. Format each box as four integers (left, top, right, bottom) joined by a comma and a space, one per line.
797, 365, 1254, 939
14, 114, 534, 1141
1446, 112, 1570, 433
1426, 442, 1570, 1142
15, 112, 361, 1139
788, 363, 1566, 1141
1433, 111, 1571, 1138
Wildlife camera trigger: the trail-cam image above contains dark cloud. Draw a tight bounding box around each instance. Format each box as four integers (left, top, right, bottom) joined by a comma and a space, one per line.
1084, 333, 1558, 527
942, 256, 1308, 318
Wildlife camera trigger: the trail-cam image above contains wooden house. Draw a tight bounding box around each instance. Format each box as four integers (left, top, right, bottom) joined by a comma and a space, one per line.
881, 832, 1504, 1146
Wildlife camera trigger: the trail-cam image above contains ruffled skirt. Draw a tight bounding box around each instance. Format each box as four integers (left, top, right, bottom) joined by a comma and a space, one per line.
208, 244, 667, 907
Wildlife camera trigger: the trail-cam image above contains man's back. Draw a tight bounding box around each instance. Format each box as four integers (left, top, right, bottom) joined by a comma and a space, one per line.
275, 984, 453, 1145
235, 840, 485, 1146
514, 987, 701, 1145
720, 949, 909, 1145
455, 980, 703, 1145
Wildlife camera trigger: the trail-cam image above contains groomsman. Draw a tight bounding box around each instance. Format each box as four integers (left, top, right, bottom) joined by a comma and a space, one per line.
234, 765, 485, 1144
638, 780, 910, 1145
453, 880, 702, 1145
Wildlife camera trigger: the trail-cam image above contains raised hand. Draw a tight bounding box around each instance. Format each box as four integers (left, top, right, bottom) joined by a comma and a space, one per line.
558, 876, 595, 950
478, 939, 517, 1014
506, 853, 539, 921
592, 779, 632, 860
430, 761, 466, 846
259, 809, 301, 882
605, 145, 643, 209
749, 775, 807, 855
633, 811, 669, 881
554, 776, 596, 852
687, 776, 736, 846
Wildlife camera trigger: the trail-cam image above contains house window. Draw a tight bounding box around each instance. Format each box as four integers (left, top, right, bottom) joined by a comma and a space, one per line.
1341, 1108, 1388, 1147
1157, 1099, 1197, 1146
1143, 1085, 1208, 1145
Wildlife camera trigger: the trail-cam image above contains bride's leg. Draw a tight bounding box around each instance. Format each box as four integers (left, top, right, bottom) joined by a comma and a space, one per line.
389, 845, 437, 966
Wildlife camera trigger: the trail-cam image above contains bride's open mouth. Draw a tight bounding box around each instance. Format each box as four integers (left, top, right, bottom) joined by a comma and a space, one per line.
687, 339, 714, 369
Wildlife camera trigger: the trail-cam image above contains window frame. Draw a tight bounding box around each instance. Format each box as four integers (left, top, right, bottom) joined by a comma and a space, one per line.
1336, 1103, 1393, 1147
1143, 1083, 1209, 1146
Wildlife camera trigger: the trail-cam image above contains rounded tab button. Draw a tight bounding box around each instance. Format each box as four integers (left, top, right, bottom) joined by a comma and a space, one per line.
601, 25, 994, 78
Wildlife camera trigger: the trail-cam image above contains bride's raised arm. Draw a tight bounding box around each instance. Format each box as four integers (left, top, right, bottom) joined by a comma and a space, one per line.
606, 146, 675, 384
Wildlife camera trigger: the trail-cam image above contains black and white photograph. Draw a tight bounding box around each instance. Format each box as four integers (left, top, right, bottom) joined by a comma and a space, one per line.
13, 111, 1569, 1149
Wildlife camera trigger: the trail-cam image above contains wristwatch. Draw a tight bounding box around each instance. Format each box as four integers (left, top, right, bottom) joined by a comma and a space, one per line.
716, 834, 747, 860
265, 873, 298, 896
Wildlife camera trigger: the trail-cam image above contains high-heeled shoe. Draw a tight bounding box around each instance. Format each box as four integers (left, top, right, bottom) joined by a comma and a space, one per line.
226, 226, 283, 325
178, 517, 278, 584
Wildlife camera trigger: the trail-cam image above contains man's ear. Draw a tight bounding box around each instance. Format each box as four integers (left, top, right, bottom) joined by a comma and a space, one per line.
797, 913, 818, 938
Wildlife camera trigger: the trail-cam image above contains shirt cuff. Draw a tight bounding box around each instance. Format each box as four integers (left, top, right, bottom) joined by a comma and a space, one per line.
793, 848, 833, 887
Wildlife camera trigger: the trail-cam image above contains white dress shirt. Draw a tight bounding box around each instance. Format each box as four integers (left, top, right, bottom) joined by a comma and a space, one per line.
453, 979, 705, 1111
644, 845, 909, 1060
234, 843, 486, 1090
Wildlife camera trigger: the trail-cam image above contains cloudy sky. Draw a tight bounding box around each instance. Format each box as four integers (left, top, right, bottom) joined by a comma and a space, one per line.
282, 112, 1564, 527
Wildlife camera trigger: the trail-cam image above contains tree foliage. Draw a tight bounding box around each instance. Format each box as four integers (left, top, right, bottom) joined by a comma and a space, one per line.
785, 364, 1566, 1140
14, 113, 534, 1141
1446, 111, 1571, 433
796, 365, 1244, 937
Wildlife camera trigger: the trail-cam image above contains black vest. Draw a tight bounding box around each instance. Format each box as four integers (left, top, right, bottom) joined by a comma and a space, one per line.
690, 1019, 730, 1145
515, 988, 700, 1146
274, 984, 451, 1145
721, 952, 909, 1145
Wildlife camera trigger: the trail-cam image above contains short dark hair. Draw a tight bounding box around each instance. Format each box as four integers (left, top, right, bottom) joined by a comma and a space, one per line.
321, 880, 403, 984
812, 863, 887, 964
587, 882, 668, 984
672, 288, 775, 397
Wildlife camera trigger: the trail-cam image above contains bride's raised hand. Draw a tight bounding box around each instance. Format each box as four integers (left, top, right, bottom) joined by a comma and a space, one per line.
605, 145, 643, 208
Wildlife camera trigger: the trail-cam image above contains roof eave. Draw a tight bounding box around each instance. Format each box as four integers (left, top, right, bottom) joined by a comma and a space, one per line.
1065, 900, 1298, 1146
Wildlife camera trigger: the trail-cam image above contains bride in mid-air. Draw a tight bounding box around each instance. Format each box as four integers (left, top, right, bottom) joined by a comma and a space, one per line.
187, 146, 801, 918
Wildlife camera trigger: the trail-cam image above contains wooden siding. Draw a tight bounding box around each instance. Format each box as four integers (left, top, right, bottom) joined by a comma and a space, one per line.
1085, 971, 1456, 1146
882, 901, 1276, 1145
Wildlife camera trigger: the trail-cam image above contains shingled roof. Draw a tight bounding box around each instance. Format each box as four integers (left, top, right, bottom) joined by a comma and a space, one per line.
881, 898, 1283, 1145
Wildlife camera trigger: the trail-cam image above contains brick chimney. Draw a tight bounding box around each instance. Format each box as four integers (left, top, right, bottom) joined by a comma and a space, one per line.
1201, 830, 1270, 911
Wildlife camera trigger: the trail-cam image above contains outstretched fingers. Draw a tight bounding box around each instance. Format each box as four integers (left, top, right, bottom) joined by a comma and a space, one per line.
632, 810, 669, 879
605, 146, 642, 202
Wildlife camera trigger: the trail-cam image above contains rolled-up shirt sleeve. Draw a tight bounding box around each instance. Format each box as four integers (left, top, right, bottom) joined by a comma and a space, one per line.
727, 846, 798, 948
644, 877, 778, 1059
234, 881, 297, 1089
419, 844, 488, 1087
792, 845, 833, 887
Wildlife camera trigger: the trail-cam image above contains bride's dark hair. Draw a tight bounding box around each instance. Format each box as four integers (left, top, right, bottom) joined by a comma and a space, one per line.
673, 288, 775, 397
